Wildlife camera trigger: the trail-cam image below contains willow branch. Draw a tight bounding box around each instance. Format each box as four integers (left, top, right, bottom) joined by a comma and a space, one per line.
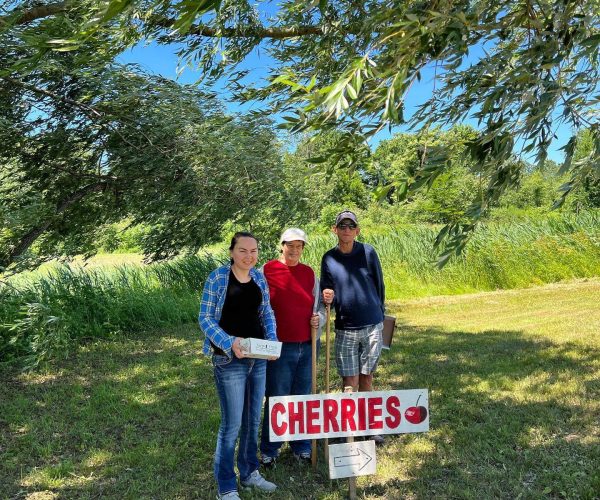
0, 1, 68, 27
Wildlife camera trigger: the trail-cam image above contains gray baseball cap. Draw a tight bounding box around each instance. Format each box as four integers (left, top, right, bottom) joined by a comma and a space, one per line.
335, 210, 358, 226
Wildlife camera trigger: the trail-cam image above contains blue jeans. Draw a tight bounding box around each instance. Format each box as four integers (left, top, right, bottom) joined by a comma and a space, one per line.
213, 355, 267, 495
260, 341, 313, 458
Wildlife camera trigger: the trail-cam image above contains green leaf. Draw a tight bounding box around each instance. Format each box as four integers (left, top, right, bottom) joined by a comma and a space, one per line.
373, 183, 394, 200
51, 46, 81, 52
306, 156, 329, 164
581, 33, 600, 48
396, 181, 408, 201
346, 83, 357, 100
173, 0, 222, 34
319, 0, 328, 15
100, 0, 136, 23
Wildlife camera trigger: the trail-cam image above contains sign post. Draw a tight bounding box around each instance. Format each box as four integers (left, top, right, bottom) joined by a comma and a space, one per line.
268, 389, 429, 497
268, 389, 429, 442
310, 322, 318, 468
324, 304, 331, 462
344, 386, 357, 500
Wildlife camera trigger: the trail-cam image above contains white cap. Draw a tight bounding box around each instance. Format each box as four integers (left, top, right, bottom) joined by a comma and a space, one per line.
280, 228, 308, 244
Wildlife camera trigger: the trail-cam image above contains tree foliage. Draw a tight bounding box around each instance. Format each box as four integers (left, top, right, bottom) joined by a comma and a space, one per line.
2, 0, 599, 267
69, 0, 598, 264
0, 1, 283, 272
368, 125, 484, 223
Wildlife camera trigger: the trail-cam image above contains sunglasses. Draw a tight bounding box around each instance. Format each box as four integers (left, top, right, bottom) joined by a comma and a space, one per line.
337, 223, 357, 230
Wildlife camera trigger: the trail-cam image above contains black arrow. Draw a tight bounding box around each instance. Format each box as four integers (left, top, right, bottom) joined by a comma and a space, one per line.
333, 447, 373, 471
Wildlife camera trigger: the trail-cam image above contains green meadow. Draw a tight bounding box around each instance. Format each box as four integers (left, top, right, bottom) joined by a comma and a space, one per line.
1, 280, 598, 498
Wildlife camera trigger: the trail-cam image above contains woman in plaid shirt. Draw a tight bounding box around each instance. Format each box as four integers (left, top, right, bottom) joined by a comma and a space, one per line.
199, 232, 278, 500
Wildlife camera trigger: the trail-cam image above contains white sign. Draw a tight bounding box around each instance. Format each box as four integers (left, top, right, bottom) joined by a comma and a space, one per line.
329, 440, 377, 479
269, 389, 428, 442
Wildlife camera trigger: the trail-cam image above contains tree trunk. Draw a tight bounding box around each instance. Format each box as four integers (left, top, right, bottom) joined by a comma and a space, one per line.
4, 181, 107, 268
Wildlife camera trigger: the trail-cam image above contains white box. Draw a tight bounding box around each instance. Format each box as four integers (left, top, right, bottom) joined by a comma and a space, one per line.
239, 338, 282, 359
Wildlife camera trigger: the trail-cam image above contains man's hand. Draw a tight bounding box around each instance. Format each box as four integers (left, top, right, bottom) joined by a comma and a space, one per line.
232, 337, 245, 359
322, 288, 334, 305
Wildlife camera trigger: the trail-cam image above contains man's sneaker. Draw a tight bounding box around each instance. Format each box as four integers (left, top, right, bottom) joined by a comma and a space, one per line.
293, 451, 311, 464
240, 470, 277, 493
217, 492, 241, 500
259, 454, 276, 469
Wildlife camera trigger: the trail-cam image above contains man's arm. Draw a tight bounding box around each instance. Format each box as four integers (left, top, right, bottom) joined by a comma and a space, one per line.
368, 247, 385, 313
320, 254, 335, 305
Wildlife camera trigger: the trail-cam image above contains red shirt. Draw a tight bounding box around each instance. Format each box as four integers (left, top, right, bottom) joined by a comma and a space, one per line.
263, 260, 316, 343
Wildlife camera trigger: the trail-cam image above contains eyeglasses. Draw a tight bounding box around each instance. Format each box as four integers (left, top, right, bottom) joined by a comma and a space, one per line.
337, 223, 357, 230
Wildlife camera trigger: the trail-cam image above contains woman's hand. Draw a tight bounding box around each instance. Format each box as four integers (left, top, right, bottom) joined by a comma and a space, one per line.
322, 288, 334, 305
232, 337, 245, 359
310, 313, 320, 328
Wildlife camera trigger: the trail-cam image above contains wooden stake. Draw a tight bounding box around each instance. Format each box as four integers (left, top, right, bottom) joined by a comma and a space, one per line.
324, 304, 331, 463
311, 322, 317, 468
344, 385, 357, 500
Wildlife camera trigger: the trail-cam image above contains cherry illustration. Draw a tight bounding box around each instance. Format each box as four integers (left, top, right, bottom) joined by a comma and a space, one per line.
404, 394, 427, 424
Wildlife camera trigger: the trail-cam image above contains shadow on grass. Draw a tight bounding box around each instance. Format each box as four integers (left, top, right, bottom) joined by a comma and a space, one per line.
363, 323, 600, 499
1, 323, 599, 499
0, 326, 219, 499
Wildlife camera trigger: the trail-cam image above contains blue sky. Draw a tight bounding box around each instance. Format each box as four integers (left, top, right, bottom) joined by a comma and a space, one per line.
119, 40, 569, 164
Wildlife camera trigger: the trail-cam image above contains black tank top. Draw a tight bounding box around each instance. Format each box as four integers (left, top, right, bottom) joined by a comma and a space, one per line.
218, 270, 263, 340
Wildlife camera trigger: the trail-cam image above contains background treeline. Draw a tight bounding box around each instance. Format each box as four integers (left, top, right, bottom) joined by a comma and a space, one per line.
93, 125, 599, 255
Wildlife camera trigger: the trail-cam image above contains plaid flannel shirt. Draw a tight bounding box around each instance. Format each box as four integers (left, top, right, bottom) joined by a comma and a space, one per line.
198, 264, 277, 356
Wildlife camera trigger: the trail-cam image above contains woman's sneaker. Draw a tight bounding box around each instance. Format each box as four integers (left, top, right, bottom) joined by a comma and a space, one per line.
240, 470, 277, 493
217, 492, 241, 500
293, 451, 312, 464
259, 454, 276, 469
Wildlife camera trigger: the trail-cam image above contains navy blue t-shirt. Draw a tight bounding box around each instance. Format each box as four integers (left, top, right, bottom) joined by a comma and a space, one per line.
320, 241, 385, 330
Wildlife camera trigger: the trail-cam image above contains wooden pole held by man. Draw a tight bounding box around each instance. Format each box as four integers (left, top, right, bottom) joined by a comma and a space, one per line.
311, 321, 318, 468
324, 303, 331, 462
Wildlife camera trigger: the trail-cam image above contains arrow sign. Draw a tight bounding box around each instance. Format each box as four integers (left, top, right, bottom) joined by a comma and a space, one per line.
328, 440, 377, 479
334, 447, 373, 470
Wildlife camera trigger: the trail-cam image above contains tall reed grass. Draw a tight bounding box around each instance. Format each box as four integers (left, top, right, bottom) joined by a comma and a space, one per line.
301, 210, 600, 298
0, 255, 220, 367
1, 211, 599, 367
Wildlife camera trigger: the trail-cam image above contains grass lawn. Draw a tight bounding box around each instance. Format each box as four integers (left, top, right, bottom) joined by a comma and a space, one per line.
1, 279, 599, 499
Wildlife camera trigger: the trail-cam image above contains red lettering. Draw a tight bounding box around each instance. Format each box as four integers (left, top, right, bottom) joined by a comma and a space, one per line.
341, 398, 357, 432
357, 397, 367, 431
385, 396, 402, 428
306, 400, 321, 434
271, 403, 287, 436
288, 401, 305, 434
323, 399, 339, 432
368, 397, 383, 430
